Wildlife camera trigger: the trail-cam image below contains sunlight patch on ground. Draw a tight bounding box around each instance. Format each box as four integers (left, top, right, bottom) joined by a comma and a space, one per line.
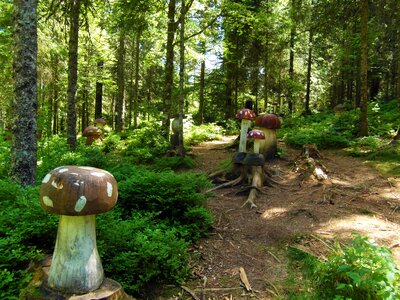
321, 215, 399, 240
261, 207, 289, 219
319, 214, 400, 265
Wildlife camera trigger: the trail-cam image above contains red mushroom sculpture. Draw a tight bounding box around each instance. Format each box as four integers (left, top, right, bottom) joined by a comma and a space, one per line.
236, 108, 256, 153
254, 114, 281, 160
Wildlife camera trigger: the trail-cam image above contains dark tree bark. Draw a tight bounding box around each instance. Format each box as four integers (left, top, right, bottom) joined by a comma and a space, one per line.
287, 0, 296, 115
67, 0, 80, 150
304, 30, 313, 115
197, 59, 205, 125
133, 31, 141, 129
95, 60, 104, 119
115, 31, 125, 132
12, 0, 38, 186
162, 0, 177, 139
177, 0, 186, 157
359, 0, 369, 136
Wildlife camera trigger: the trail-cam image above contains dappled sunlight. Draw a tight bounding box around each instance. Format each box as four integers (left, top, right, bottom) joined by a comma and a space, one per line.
261, 207, 289, 220
319, 214, 400, 241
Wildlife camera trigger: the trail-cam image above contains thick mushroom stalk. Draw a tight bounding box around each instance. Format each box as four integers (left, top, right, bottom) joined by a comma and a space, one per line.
236, 109, 256, 153
40, 166, 118, 294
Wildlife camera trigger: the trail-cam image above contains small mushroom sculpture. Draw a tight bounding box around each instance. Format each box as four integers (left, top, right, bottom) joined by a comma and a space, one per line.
40, 166, 118, 294
94, 118, 106, 128
254, 113, 281, 160
83, 125, 103, 145
236, 108, 256, 153
243, 129, 266, 166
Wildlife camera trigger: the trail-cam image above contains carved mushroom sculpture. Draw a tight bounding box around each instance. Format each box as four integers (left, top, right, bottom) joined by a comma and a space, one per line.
82, 125, 102, 145
94, 118, 106, 128
254, 113, 281, 160
40, 166, 118, 294
236, 108, 256, 153
243, 129, 266, 166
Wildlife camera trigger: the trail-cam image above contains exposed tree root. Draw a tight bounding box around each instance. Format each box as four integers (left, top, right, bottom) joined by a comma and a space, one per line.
294, 144, 328, 181
206, 167, 247, 193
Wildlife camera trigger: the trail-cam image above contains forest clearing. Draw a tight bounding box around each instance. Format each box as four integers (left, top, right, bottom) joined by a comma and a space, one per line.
182, 136, 400, 299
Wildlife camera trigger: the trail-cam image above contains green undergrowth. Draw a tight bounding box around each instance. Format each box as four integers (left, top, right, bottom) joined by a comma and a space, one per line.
0, 122, 218, 298
281, 99, 400, 176
286, 234, 400, 299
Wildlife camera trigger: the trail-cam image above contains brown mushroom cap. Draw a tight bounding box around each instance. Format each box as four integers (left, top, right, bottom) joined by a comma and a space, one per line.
94, 118, 106, 126
83, 126, 102, 137
236, 108, 256, 120
40, 166, 118, 216
255, 114, 281, 129
247, 129, 265, 140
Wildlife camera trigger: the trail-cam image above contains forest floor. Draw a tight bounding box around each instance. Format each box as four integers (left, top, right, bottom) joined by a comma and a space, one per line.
163, 136, 400, 300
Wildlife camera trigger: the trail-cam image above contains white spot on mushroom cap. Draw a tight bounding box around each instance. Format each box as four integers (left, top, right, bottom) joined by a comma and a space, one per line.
70, 172, 79, 176
75, 196, 87, 212
58, 168, 69, 173
51, 180, 63, 190
42, 196, 54, 207
91, 172, 105, 177
107, 182, 113, 197
42, 173, 51, 183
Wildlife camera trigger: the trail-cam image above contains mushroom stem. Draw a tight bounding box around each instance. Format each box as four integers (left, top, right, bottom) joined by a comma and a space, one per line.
253, 140, 260, 154
48, 215, 103, 294
239, 119, 251, 153
258, 128, 277, 159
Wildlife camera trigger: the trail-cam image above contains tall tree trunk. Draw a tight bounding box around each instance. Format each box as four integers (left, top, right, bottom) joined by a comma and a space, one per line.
198, 59, 205, 125
288, 0, 296, 115
162, 0, 177, 139
304, 30, 313, 115
115, 31, 125, 132
359, 0, 369, 136
133, 31, 141, 129
177, 0, 186, 157
12, 0, 38, 186
95, 60, 103, 119
67, 0, 80, 150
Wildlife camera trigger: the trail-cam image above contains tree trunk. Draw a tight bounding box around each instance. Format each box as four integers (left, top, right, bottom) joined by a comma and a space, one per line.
67, 0, 80, 150
162, 0, 177, 139
359, 0, 369, 136
177, 0, 186, 157
94, 60, 103, 119
197, 56, 205, 125
11, 0, 38, 186
133, 31, 141, 129
288, 0, 295, 115
304, 30, 313, 115
115, 31, 125, 132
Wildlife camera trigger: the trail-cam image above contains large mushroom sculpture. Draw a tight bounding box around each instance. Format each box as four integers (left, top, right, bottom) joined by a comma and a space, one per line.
40, 166, 118, 294
254, 113, 281, 160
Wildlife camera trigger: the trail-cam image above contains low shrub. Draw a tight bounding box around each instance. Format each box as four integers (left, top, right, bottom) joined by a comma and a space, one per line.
288, 234, 400, 299
97, 210, 190, 295
184, 123, 224, 145
152, 156, 197, 170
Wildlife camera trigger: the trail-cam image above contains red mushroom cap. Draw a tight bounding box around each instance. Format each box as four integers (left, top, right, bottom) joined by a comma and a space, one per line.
255, 114, 281, 129
236, 108, 256, 120
83, 126, 102, 137
247, 129, 265, 140
40, 166, 118, 216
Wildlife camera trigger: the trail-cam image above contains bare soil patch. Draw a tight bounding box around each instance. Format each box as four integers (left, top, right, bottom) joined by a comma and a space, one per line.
183, 136, 400, 300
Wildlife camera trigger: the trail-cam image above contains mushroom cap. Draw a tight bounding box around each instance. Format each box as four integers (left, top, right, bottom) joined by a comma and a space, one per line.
236, 108, 256, 120
255, 114, 281, 129
40, 166, 118, 216
94, 118, 106, 126
83, 126, 102, 137
247, 129, 265, 140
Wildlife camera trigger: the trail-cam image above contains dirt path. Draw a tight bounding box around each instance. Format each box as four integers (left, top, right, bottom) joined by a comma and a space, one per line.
186, 137, 400, 299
